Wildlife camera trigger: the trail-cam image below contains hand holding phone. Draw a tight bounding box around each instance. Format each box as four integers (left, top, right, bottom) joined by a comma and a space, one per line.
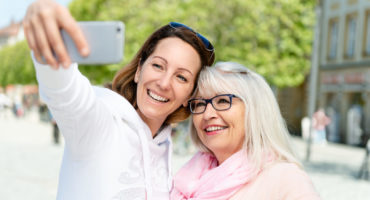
23, 0, 89, 69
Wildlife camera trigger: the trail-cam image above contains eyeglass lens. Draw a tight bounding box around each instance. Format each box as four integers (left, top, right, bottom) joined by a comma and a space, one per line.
190, 95, 232, 114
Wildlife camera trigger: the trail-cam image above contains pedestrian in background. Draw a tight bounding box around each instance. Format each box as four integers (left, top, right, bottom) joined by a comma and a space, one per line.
312, 108, 331, 144
48, 110, 60, 145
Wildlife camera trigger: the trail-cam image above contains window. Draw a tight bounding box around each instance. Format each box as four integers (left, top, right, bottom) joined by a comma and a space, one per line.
327, 18, 339, 60
344, 13, 357, 59
363, 10, 370, 56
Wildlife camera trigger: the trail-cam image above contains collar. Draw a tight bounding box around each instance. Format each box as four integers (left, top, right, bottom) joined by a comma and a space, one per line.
153, 125, 172, 145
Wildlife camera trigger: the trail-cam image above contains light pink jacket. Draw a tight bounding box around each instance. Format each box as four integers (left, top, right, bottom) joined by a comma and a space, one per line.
230, 162, 320, 200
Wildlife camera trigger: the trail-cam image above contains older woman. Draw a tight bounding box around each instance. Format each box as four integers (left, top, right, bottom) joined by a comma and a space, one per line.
171, 62, 320, 200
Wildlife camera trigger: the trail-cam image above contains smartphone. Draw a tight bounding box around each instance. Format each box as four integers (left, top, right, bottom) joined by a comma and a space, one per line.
61, 21, 124, 65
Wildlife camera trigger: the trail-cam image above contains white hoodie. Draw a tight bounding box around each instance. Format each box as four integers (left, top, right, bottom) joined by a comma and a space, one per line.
33, 56, 173, 200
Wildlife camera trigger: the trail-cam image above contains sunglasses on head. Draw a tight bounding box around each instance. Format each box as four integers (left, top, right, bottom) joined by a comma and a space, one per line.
169, 22, 214, 52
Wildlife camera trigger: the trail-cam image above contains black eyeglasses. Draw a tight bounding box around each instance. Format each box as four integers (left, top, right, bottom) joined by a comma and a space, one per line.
169, 22, 214, 52
188, 94, 238, 114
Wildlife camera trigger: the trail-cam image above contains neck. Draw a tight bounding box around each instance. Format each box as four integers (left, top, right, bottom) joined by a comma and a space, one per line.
213, 148, 242, 165
213, 151, 232, 165
136, 109, 166, 138
147, 119, 165, 138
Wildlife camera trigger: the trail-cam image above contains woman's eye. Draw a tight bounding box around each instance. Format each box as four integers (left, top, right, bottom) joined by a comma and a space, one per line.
153, 63, 162, 69
177, 75, 188, 82
217, 98, 230, 104
195, 102, 206, 108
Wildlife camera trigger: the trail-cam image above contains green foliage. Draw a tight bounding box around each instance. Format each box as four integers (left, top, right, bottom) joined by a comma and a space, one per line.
0, 41, 35, 87
69, 0, 316, 87
0, 0, 316, 88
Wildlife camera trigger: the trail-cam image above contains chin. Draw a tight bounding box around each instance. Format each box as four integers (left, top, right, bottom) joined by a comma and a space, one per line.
145, 110, 165, 120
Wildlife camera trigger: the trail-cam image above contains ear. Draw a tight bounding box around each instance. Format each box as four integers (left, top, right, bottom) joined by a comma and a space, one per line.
182, 99, 188, 107
134, 65, 141, 83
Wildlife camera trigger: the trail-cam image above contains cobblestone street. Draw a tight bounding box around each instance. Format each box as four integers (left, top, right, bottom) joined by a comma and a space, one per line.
1, 110, 370, 199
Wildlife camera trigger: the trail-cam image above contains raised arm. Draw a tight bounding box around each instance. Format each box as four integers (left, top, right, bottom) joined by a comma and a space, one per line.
24, 0, 116, 158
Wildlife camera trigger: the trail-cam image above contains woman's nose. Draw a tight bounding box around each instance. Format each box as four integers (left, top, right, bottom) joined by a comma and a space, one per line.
157, 73, 171, 90
202, 103, 217, 119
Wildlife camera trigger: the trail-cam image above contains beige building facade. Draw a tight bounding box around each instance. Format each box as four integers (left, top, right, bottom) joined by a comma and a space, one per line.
318, 0, 370, 145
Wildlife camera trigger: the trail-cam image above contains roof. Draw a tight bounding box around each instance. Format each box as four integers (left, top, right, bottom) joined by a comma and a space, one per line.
0, 21, 21, 37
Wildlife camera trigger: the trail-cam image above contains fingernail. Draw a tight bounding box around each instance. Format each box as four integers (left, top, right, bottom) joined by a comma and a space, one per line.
63, 61, 70, 68
81, 47, 89, 56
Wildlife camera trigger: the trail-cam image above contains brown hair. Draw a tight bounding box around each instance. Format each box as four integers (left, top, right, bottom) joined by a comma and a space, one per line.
112, 23, 215, 125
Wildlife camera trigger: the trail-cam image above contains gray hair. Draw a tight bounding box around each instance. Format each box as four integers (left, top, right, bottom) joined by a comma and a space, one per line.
189, 61, 301, 168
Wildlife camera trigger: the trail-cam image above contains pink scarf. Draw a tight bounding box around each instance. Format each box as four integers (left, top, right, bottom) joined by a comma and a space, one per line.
170, 150, 262, 200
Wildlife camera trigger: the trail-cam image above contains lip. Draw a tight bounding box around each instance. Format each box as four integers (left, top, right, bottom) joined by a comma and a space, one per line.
206, 131, 220, 136
204, 125, 227, 136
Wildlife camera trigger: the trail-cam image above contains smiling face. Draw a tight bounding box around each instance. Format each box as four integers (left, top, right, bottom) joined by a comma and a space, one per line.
134, 37, 201, 134
192, 93, 246, 164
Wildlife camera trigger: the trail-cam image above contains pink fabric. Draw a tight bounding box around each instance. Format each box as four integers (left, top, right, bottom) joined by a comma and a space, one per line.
312, 110, 331, 130
170, 150, 261, 200
230, 163, 321, 200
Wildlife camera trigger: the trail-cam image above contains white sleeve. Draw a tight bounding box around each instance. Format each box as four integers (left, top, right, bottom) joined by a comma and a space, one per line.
33, 53, 115, 158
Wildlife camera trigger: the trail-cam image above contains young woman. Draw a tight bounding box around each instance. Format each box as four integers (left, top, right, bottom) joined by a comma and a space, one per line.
23, 1, 214, 200
171, 62, 320, 200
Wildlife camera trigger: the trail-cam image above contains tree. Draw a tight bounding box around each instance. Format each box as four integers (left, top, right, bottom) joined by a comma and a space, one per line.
0, 0, 315, 88
0, 41, 35, 87
69, 0, 315, 87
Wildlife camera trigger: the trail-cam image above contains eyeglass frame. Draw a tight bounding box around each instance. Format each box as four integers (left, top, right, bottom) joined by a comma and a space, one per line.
188, 94, 238, 114
169, 22, 214, 52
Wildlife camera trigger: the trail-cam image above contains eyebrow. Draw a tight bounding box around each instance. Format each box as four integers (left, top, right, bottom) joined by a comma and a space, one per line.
152, 56, 168, 64
152, 56, 194, 76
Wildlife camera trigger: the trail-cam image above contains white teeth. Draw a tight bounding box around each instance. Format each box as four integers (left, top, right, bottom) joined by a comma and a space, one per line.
148, 90, 169, 102
206, 126, 226, 132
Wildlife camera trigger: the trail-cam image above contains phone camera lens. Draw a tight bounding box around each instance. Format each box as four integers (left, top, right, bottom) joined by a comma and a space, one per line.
117, 27, 121, 32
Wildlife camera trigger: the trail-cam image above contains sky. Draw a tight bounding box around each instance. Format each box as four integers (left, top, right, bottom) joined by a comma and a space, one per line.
0, 0, 72, 28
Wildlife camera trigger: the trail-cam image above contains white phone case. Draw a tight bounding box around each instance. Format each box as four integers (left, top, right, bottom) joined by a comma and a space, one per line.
61, 21, 124, 64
